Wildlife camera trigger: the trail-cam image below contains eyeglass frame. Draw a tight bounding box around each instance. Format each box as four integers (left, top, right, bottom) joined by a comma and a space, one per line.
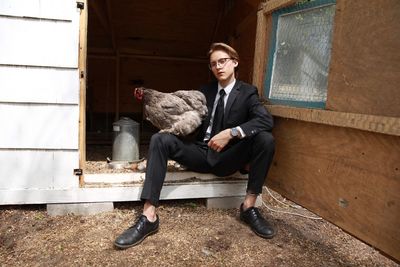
208, 57, 235, 70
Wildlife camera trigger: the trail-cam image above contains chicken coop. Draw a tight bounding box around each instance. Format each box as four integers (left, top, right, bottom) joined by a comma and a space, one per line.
0, 0, 399, 262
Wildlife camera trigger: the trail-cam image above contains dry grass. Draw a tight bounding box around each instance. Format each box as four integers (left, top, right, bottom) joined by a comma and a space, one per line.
0, 194, 397, 267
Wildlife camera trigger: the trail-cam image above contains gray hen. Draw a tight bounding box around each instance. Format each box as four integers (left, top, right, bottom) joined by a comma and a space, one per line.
134, 87, 208, 136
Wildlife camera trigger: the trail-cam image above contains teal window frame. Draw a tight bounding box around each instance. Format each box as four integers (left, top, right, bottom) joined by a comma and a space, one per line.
264, 0, 336, 109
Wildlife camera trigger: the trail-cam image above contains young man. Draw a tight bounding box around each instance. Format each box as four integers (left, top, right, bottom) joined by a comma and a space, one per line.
114, 43, 276, 249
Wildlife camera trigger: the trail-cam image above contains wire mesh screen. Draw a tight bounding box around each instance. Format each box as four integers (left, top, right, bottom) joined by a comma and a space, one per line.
269, 4, 336, 103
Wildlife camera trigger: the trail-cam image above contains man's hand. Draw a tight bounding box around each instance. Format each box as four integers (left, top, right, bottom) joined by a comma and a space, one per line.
208, 129, 232, 152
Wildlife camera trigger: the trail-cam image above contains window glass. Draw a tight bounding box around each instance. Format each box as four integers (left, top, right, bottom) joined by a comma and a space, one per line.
266, 1, 336, 108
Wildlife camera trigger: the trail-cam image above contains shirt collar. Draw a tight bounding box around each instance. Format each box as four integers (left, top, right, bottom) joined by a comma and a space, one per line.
218, 79, 236, 95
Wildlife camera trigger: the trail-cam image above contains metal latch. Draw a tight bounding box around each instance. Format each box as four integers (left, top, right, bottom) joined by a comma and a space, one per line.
74, 169, 83, 176
77, 2, 85, 10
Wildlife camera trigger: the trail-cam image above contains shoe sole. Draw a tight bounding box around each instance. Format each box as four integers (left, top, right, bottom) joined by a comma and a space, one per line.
114, 228, 159, 249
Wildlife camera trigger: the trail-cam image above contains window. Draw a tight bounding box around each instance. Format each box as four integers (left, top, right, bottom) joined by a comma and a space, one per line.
264, 0, 336, 108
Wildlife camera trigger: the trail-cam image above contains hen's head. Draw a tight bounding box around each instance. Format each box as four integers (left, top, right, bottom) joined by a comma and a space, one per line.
134, 87, 145, 101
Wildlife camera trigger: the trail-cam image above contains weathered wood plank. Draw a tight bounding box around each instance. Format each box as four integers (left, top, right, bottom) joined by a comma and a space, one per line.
267, 105, 400, 136
268, 119, 400, 261
252, 8, 271, 94
78, 0, 88, 184
84, 171, 247, 184
0, 66, 79, 104
263, 0, 298, 14
326, 0, 400, 117
0, 104, 79, 149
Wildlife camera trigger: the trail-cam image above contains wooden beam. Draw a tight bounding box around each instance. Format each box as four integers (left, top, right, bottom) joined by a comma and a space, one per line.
267, 105, 400, 136
78, 0, 88, 187
89, 0, 110, 34
105, 0, 117, 52
252, 8, 270, 93
114, 51, 120, 121
211, 1, 224, 43
88, 53, 208, 63
263, 0, 297, 14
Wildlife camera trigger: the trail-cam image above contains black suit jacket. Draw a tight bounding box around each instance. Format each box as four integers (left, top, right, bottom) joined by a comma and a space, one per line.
196, 80, 273, 142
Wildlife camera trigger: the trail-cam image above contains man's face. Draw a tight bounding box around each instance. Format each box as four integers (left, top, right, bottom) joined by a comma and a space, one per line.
209, 50, 238, 84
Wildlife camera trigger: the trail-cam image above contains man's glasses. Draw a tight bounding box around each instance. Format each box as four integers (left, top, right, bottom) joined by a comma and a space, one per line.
209, 58, 233, 70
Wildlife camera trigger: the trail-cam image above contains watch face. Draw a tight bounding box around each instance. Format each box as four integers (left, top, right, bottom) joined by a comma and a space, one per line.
231, 128, 238, 136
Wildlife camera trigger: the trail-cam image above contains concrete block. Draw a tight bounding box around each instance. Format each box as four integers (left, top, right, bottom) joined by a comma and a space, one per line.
47, 202, 114, 216
206, 196, 262, 209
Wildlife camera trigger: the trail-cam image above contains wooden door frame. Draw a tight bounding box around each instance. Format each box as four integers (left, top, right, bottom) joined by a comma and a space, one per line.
78, 0, 88, 186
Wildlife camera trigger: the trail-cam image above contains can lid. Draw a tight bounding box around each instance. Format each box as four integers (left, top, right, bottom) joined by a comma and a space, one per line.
113, 117, 139, 127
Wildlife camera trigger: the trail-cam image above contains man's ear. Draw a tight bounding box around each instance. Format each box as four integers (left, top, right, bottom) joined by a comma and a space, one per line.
233, 60, 239, 67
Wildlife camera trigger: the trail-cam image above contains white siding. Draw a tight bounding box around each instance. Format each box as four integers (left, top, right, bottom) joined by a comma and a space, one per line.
0, 0, 73, 21
0, 66, 79, 104
0, 15, 79, 68
0, 0, 81, 201
0, 104, 79, 149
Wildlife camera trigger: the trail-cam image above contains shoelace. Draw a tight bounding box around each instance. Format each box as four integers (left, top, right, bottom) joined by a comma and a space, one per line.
129, 216, 147, 232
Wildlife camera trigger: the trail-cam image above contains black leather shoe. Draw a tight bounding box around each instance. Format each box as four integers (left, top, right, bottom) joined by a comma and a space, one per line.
114, 215, 159, 249
240, 204, 276, 239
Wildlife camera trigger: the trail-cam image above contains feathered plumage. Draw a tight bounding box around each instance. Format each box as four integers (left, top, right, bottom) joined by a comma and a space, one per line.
134, 87, 208, 136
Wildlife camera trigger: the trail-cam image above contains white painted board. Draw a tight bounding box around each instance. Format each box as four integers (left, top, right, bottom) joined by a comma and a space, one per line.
0, 150, 79, 190
0, 103, 79, 149
0, 13, 79, 67
0, 182, 247, 204
0, 0, 74, 21
0, 66, 79, 104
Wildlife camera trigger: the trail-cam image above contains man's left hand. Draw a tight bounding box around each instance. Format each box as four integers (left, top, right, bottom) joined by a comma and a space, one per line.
208, 129, 232, 152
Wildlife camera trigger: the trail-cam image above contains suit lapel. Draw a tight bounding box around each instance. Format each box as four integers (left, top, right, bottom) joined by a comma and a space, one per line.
201, 84, 218, 135
224, 80, 241, 125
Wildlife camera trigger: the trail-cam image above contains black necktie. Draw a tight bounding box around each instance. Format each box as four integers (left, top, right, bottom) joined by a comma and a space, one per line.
210, 89, 226, 138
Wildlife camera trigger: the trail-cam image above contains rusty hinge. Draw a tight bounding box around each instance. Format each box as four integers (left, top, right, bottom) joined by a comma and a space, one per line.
74, 169, 83, 176
77, 2, 85, 10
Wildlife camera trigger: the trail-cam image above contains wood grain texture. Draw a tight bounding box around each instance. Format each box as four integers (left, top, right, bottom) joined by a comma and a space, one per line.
267, 105, 400, 136
263, 0, 297, 14
78, 0, 88, 184
327, 0, 400, 117
252, 9, 267, 92
267, 118, 400, 261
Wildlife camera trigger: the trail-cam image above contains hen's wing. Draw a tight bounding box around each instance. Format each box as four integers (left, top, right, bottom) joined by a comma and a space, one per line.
143, 90, 192, 132
171, 90, 208, 118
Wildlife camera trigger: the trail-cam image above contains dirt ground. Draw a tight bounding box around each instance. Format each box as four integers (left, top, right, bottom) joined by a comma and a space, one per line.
0, 191, 398, 267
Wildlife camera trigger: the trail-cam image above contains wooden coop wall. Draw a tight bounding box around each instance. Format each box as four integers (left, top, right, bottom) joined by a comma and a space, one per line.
254, 0, 400, 261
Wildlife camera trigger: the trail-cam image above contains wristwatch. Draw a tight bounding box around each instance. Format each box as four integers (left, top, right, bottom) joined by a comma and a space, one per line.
230, 127, 240, 138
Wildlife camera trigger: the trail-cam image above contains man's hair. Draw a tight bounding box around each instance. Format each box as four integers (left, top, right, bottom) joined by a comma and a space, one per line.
208, 42, 240, 63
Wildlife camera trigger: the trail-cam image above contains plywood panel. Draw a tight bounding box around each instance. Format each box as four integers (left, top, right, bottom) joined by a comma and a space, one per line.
0, 14, 79, 67
0, 0, 73, 20
0, 104, 79, 149
326, 0, 400, 117
0, 66, 79, 104
0, 150, 79, 190
268, 119, 400, 260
